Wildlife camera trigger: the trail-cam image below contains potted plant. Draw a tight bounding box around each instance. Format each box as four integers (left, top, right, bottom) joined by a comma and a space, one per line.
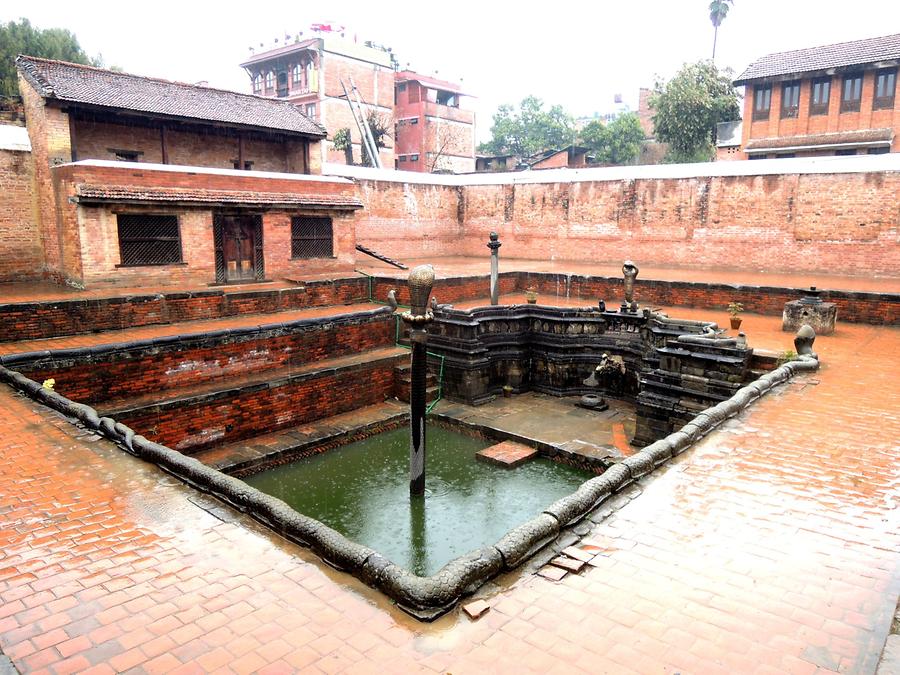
525, 287, 538, 304
727, 302, 744, 329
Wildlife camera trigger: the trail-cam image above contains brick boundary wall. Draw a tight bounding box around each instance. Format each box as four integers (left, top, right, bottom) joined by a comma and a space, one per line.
343, 162, 900, 277
0, 149, 42, 282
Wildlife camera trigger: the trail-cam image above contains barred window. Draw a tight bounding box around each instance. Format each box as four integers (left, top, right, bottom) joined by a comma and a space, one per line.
117, 214, 182, 266
291, 216, 333, 258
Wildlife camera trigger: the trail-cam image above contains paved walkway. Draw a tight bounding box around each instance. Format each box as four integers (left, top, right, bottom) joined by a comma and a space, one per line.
0, 308, 898, 674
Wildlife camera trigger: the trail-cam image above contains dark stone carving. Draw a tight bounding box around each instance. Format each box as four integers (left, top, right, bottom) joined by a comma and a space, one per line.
487, 232, 501, 305
794, 324, 817, 359
622, 260, 639, 312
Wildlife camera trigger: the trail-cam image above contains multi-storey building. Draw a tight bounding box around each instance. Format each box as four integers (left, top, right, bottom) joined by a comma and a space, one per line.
241, 32, 396, 168
732, 33, 899, 159
242, 29, 476, 173
14, 56, 362, 289
393, 71, 475, 173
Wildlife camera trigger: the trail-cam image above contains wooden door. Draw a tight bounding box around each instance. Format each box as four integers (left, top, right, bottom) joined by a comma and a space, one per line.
214, 214, 263, 283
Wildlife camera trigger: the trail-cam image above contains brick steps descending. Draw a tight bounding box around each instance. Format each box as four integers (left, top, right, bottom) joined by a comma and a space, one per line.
93, 346, 408, 455
192, 400, 409, 474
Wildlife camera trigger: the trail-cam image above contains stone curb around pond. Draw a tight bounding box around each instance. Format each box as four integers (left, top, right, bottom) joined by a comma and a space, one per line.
0, 354, 819, 621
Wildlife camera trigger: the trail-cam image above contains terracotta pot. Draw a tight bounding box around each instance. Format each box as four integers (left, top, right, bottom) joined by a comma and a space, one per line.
730, 317, 742, 329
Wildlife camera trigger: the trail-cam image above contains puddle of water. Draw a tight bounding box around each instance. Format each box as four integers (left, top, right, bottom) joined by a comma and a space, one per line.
243, 425, 588, 575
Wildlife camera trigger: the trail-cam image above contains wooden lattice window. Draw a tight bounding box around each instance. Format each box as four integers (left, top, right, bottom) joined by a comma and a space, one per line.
291, 216, 333, 259
117, 214, 182, 266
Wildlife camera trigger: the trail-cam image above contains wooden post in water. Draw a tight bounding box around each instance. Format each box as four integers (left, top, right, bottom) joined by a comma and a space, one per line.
401, 265, 435, 496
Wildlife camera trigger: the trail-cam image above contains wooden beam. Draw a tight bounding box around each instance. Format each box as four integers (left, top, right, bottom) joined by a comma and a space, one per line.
238, 134, 245, 170
67, 113, 78, 162
160, 124, 169, 164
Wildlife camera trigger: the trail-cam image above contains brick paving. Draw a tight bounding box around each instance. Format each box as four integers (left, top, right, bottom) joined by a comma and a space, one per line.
0, 307, 898, 674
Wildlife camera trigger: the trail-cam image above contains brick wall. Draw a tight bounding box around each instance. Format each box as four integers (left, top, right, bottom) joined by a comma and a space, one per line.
116, 358, 398, 453
0, 148, 42, 281
20, 314, 393, 405
0, 278, 370, 341
351, 170, 900, 276
19, 74, 71, 277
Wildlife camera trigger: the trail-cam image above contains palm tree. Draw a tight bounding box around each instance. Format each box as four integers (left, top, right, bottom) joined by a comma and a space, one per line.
709, 0, 733, 61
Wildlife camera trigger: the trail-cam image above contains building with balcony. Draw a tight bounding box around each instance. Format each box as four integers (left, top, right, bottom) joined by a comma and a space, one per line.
15, 56, 362, 289
393, 71, 475, 173
241, 34, 396, 169
732, 33, 900, 159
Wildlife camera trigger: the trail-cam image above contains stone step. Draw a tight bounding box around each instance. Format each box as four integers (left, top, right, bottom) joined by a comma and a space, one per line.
476, 440, 539, 468
191, 400, 409, 473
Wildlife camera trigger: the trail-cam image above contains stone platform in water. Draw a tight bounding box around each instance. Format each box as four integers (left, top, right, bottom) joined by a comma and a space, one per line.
476, 440, 539, 467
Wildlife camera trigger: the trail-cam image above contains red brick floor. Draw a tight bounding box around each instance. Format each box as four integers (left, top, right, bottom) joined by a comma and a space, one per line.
0, 308, 898, 674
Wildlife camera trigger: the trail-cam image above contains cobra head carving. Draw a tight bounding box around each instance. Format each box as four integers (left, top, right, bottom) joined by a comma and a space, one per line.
407, 265, 435, 318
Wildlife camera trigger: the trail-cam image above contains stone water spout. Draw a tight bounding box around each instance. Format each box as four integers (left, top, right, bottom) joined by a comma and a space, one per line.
398, 265, 435, 496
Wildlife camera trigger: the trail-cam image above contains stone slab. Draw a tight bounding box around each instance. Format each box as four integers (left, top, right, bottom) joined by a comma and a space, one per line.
462, 600, 491, 620
537, 565, 568, 581
561, 546, 596, 563
550, 556, 586, 573
476, 441, 538, 468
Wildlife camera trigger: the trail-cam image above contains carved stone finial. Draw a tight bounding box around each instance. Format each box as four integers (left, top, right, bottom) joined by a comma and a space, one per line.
794, 324, 817, 359
386, 289, 398, 311
487, 231, 501, 250
402, 264, 435, 326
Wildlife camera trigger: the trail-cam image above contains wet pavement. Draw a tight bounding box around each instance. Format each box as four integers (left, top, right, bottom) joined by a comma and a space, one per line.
0, 306, 898, 673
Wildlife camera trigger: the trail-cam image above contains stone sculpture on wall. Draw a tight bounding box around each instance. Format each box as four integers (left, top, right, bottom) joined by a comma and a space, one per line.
622, 260, 639, 312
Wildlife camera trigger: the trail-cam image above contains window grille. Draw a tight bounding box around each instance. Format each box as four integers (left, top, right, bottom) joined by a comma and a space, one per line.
117, 214, 181, 266
291, 216, 333, 258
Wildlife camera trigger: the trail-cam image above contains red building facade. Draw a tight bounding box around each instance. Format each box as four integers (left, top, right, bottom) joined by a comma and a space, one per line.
733, 33, 900, 159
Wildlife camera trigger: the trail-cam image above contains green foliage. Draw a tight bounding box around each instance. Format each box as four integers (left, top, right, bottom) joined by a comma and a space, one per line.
0, 18, 99, 97
727, 301, 744, 317
650, 60, 740, 163
332, 128, 351, 151
361, 111, 392, 167
478, 96, 576, 158
776, 349, 798, 367
709, 0, 734, 59
709, 0, 733, 28
578, 113, 645, 165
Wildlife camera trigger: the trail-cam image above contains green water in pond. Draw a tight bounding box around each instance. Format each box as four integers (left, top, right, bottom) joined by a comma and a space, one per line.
243, 425, 589, 576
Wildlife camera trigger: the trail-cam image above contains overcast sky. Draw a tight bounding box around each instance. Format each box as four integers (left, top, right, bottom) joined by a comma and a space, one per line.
4, 1, 899, 141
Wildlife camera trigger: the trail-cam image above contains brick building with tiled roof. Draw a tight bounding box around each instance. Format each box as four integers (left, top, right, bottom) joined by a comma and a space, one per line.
728, 33, 900, 159
12, 56, 363, 288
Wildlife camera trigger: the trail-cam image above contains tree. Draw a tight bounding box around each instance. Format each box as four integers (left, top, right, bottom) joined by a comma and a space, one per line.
360, 110, 392, 167
0, 19, 100, 97
332, 128, 353, 165
650, 60, 740, 163
578, 113, 645, 165
478, 96, 576, 158
709, 0, 734, 61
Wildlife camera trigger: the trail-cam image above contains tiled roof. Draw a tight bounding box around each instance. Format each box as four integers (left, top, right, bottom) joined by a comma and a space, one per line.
74, 184, 362, 209
16, 55, 325, 138
735, 33, 900, 84
744, 128, 893, 152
